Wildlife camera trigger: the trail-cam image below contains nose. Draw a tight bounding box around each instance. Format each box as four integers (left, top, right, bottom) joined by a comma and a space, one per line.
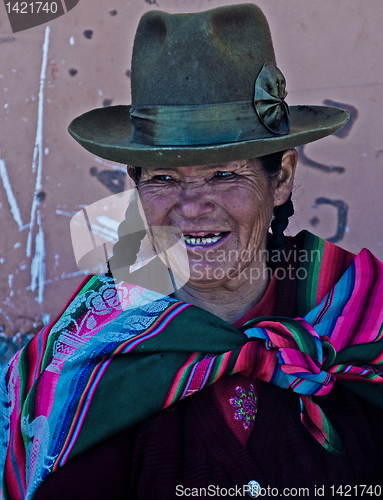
175, 182, 215, 219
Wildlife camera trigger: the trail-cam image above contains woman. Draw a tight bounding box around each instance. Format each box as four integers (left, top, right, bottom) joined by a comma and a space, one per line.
1, 4, 383, 499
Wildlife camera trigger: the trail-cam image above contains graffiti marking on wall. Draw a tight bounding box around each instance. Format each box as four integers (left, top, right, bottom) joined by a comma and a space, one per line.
298, 100, 358, 174
297, 145, 345, 174
25, 26, 51, 305
0, 155, 24, 230
314, 197, 349, 244
90, 167, 126, 194
323, 100, 358, 139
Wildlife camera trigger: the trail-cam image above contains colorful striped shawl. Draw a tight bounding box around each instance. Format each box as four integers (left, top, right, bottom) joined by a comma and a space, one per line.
1, 230, 383, 499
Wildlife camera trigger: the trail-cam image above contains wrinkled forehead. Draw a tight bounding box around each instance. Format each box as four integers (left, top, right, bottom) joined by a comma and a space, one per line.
139, 159, 255, 174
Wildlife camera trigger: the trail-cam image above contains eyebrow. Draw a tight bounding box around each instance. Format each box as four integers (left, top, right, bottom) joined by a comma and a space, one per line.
149, 167, 175, 171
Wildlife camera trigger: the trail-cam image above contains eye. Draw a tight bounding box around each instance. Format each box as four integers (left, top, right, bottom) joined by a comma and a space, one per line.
152, 174, 173, 182
213, 171, 235, 179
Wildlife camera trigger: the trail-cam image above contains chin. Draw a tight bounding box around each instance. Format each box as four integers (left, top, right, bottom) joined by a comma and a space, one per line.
187, 261, 237, 286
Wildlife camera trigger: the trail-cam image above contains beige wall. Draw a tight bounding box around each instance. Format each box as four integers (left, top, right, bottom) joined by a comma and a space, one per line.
0, 0, 382, 356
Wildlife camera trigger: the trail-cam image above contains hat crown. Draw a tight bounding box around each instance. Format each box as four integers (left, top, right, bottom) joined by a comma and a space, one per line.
131, 4, 276, 107
68, 3, 349, 168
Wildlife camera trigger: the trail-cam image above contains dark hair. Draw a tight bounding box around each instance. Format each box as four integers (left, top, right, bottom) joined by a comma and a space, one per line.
107, 151, 294, 277
257, 151, 295, 253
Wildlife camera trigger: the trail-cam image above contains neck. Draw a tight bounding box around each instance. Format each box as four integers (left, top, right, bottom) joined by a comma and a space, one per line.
173, 259, 271, 324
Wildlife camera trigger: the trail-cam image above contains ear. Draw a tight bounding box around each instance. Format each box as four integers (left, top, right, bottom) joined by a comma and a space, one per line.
273, 149, 297, 207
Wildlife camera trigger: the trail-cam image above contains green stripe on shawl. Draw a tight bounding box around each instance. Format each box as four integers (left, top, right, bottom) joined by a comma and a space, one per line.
17, 343, 30, 410
218, 349, 239, 378
332, 343, 383, 367
296, 232, 325, 316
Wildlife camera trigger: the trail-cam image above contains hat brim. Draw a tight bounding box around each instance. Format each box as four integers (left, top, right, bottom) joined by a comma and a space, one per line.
68, 105, 349, 167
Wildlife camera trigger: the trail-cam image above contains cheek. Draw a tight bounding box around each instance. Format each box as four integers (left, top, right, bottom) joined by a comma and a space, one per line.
138, 190, 172, 226
231, 184, 274, 237
256, 191, 275, 223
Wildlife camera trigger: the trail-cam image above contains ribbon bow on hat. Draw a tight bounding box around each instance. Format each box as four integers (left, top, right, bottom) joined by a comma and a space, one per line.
253, 62, 290, 135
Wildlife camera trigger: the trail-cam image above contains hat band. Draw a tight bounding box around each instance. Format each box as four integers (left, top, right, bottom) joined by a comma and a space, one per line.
130, 101, 285, 147
129, 63, 291, 147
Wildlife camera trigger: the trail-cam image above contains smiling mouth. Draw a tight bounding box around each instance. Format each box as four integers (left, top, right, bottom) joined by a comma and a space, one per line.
183, 232, 229, 246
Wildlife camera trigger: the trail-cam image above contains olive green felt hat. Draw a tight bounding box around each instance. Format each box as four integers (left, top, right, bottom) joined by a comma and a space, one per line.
68, 3, 349, 167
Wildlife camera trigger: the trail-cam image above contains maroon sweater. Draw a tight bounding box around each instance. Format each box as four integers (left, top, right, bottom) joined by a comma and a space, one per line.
34, 382, 383, 499
35, 249, 383, 499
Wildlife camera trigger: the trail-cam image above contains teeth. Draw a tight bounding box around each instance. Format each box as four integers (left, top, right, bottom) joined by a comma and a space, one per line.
183, 233, 224, 245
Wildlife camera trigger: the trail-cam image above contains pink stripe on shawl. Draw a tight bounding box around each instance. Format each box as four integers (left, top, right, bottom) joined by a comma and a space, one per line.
234, 341, 277, 381
5, 415, 27, 499
316, 242, 354, 307
26, 276, 94, 394
180, 355, 214, 398
329, 250, 383, 351
300, 395, 328, 448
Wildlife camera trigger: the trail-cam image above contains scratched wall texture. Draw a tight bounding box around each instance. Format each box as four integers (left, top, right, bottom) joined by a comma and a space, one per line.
0, 0, 382, 362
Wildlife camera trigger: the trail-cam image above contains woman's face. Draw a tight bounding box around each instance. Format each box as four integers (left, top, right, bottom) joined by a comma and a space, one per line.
132, 160, 275, 287
132, 157, 291, 290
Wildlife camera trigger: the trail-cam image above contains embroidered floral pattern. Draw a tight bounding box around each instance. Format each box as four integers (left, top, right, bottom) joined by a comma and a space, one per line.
229, 384, 258, 430
48, 276, 176, 373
